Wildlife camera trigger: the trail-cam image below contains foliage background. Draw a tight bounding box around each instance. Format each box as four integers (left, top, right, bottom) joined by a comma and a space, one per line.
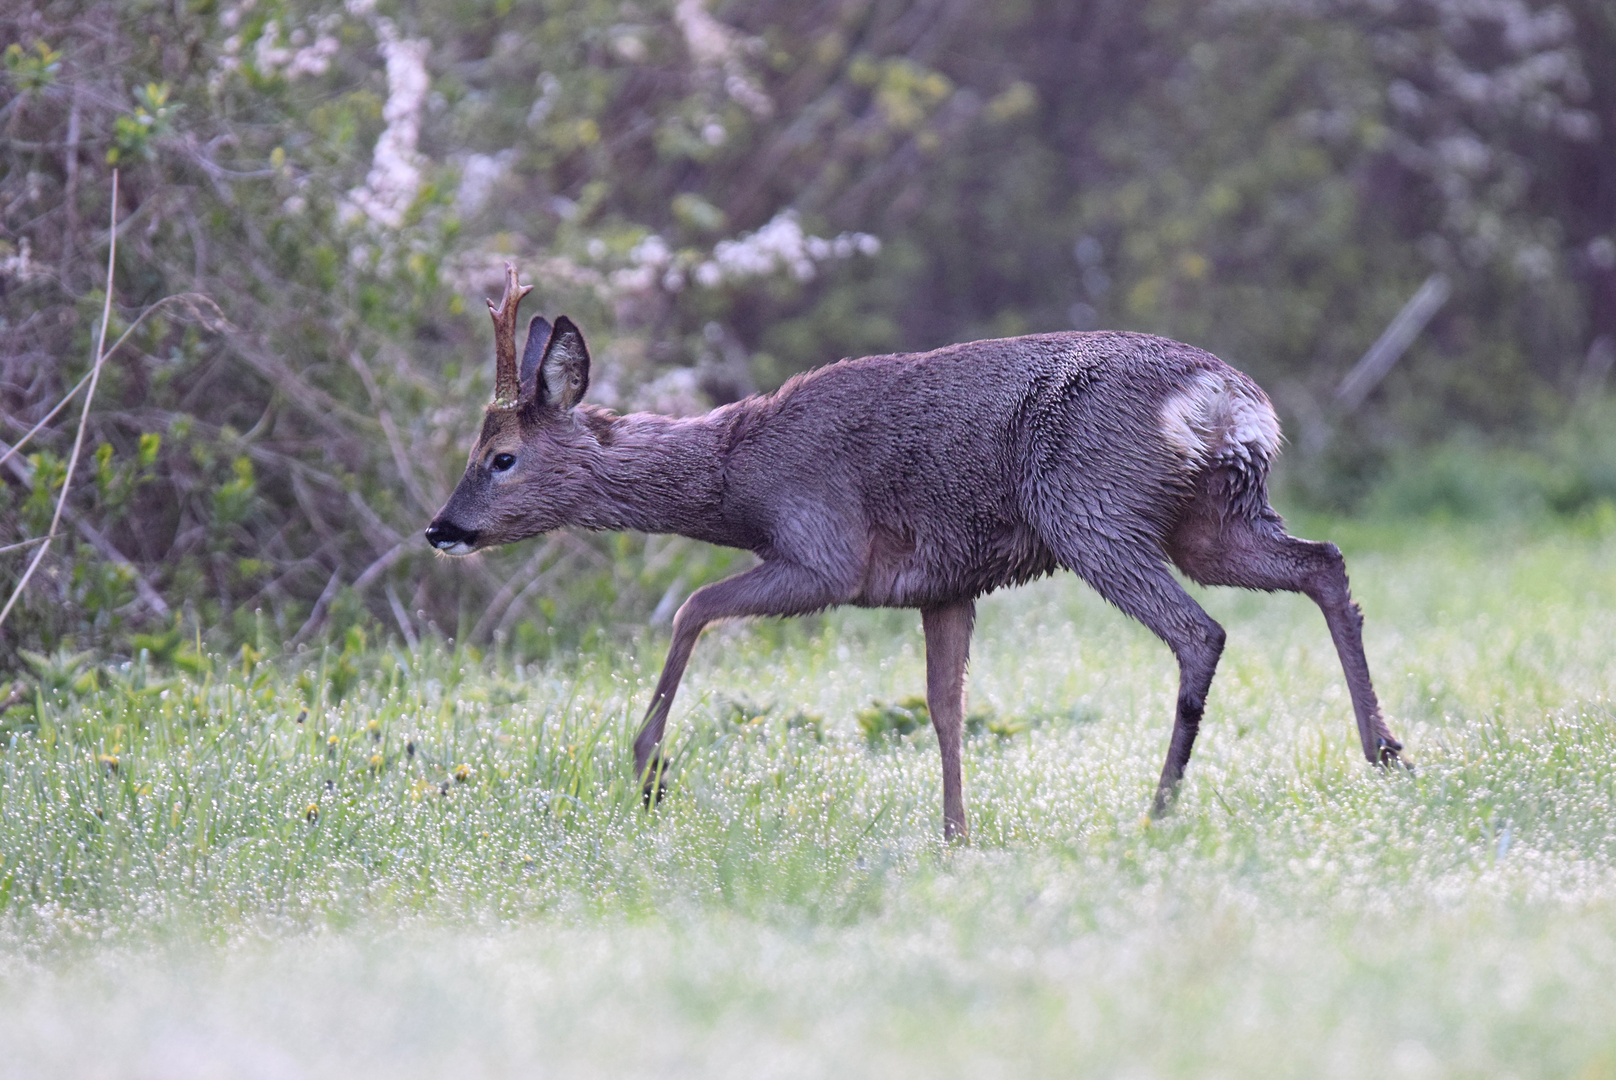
2, 0, 1615, 662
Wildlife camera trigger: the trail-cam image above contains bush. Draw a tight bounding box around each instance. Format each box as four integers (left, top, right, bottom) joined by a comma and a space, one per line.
2, 0, 1613, 663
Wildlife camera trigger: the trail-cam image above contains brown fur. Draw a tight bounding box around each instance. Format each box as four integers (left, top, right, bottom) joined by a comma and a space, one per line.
427, 292, 1403, 838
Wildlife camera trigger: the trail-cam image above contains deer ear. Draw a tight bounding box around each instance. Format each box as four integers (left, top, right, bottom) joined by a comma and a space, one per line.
534, 316, 590, 410
518, 315, 552, 400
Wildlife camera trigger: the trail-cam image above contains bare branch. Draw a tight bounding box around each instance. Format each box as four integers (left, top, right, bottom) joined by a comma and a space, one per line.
349, 349, 443, 515
386, 582, 419, 651
289, 567, 343, 648
287, 541, 409, 647
494, 548, 577, 639
470, 537, 562, 642
1, 170, 124, 633
0, 369, 92, 472
0, 534, 57, 556
0, 291, 225, 473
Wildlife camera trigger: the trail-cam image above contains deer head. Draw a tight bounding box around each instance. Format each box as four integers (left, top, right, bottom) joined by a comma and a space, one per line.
425, 263, 593, 555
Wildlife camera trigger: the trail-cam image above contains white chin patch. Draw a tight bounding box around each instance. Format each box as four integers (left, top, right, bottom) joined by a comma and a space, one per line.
436, 542, 477, 557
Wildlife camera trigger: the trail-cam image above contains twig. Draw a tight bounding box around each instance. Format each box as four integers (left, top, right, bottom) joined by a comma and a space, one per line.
0, 370, 93, 472
0, 535, 57, 555
494, 549, 575, 639
287, 541, 408, 647
348, 349, 442, 515
352, 541, 407, 592
288, 567, 342, 648
0, 292, 223, 473
470, 537, 562, 642
0, 170, 120, 633
230, 338, 375, 439
0, 438, 170, 618
71, 514, 170, 617
1336, 273, 1452, 410
61, 85, 81, 275
385, 582, 420, 651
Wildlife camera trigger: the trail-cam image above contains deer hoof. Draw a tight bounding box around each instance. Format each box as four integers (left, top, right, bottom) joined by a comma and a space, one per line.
1374, 736, 1411, 771
638, 754, 670, 807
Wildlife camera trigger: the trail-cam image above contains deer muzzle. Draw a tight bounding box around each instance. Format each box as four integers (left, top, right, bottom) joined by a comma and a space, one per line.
424, 520, 480, 556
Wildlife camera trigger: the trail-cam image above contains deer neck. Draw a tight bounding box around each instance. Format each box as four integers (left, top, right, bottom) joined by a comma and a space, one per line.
577, 408, 733, 542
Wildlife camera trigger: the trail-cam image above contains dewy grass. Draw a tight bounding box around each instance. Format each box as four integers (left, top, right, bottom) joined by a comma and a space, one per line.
2, 518, 1616, 1077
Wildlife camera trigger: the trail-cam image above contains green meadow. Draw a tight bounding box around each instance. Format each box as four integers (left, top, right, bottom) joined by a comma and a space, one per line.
3, 514, 1616, 1078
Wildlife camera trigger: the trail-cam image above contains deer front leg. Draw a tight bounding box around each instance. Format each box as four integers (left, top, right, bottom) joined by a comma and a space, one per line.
922, 599, 976, 843
634, 559, 847, 783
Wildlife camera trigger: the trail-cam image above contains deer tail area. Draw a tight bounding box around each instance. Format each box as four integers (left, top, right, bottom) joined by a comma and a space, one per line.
1157, 371, 1283, 518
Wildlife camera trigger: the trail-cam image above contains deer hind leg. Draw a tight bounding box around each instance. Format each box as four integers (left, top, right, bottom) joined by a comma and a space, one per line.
1042, 530, 1227, 815
922, 599, 975, 843
634, 559, 846, 786
1167, 493, 1403, 766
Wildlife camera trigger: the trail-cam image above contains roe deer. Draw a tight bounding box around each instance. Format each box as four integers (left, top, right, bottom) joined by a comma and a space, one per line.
426, 264, 1403, 839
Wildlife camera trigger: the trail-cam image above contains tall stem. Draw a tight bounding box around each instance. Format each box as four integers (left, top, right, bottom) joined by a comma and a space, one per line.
0, 170, 120, 633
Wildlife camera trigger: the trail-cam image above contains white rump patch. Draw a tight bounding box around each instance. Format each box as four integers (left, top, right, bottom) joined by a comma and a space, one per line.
1159, 371, 1282, 469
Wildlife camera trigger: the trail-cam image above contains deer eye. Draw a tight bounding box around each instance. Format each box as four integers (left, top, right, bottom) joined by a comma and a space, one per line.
490, 453, 516, 472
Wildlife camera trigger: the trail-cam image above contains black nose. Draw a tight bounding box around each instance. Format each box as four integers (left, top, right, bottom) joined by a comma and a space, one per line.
425, 521, 478, 550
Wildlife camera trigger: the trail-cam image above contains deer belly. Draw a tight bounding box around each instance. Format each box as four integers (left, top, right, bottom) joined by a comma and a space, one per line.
852, 521, 1056, 607
853, 524, 923, 606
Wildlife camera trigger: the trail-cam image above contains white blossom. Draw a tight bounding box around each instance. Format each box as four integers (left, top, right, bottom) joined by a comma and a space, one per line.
285, 34, 339, 79
675, 0, 735, 68
631, 366, 706, 417
629, 235, 672, 269
611, 32, 648, 63
254, 19, 293, 73
693, 211, 879, 289
455, 151, 516, 217
609, 265, 658, 294
0, 237, 35, 283
341, 33, 431, 230
694, 260, 724, 289
1436, 133, 1490, 174
1513, 243, 1553, 281
249, 19, 337, 80
674, 0, 772, 118
1556, 110, 1597, 142
596, 212, 881, 297
219, 0, 254, 32
217, 4, 338, 87
527, 74, 561, 130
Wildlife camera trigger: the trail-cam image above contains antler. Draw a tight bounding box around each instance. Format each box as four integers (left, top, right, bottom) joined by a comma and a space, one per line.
487, 262, 533, 407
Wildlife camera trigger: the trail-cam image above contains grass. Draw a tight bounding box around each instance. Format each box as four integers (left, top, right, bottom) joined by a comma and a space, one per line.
3, 513, 1616, 1077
